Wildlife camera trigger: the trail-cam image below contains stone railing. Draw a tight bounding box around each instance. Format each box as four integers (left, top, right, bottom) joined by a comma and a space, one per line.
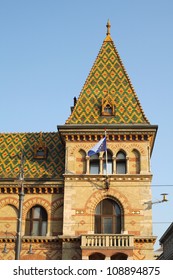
81, 234, 134, 248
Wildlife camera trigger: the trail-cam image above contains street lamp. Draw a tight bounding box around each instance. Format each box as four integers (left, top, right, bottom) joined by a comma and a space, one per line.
151, 193, 168, 205
15, 151, 25, 260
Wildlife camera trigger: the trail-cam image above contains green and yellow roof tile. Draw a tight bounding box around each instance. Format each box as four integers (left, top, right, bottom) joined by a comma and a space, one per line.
66, 20, 149, 125
0, 132, 65, 179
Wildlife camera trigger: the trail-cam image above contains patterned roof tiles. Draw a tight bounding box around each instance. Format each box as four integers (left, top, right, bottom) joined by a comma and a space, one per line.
66, 24, 149, 125
0, 132, 65, 179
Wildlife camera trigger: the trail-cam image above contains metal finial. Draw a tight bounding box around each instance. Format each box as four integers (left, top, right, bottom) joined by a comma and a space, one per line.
39, 131, 43, 145
106, 19, 111, 35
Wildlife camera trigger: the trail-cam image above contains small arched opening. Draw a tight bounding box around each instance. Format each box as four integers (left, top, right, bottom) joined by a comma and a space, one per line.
89, 252, 105, 260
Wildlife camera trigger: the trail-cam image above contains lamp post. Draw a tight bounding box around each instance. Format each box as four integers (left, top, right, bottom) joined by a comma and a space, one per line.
15, 151, 25, 260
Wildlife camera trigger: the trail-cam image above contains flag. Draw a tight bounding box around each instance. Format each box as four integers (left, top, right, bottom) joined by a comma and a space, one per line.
88, 137, 107, 156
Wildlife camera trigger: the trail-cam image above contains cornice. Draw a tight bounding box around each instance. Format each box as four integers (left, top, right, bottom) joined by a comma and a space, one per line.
58, 124, 157, 154
64, 174, 152, 182
134, 236, 157, 244
58, 235, 81, 242
58, 123, 158, 131
0, 182, 64, 194
0, 236, 60, 243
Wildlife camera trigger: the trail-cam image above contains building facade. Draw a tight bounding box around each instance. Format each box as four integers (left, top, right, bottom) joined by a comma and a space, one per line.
0, 21, 157, 260
158, 223, 173, 260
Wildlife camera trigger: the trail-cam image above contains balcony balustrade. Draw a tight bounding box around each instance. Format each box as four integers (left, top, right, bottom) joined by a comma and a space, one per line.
81, 234, 134, 248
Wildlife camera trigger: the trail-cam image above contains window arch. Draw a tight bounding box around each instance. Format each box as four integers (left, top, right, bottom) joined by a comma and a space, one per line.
89, 253, 105, 260
25, 205, 47, 236
103, 150, 113, 174
116, 151, 126, 174
90, 154, 100, 174
94, 198, 122, 234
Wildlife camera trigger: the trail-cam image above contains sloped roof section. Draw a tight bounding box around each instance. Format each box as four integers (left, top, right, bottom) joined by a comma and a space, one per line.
66, 21, 149, 125
0, 132, 65, 179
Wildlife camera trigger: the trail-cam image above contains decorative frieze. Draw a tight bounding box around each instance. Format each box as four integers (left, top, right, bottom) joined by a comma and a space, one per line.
0, 184, 64, 194
64, 174, 151, 182
63, 133, 152, 142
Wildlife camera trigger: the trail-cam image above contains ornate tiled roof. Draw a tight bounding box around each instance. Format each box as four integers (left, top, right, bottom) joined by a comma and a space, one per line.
0, 132, 65, 179
66, 21, 149, 125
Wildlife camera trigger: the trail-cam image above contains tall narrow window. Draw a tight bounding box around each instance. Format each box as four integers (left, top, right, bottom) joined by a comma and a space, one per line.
116, 151, 126, 174
131, 149, 140, 174
95, 199, 122, 234
25, 205, 47, 236
90, 154, 100, 174
103, 151, 113, 174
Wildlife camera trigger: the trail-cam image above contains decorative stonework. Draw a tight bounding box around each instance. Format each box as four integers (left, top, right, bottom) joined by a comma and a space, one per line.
64, 174, 151, 182
23, 197, 51, 219
0, 197, 19, 210
133, 250, 145, 260
51, 197, 64, 216
85, 189, 131, 215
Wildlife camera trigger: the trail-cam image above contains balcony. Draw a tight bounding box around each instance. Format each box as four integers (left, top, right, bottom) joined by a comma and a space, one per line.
81, 234, 134, 248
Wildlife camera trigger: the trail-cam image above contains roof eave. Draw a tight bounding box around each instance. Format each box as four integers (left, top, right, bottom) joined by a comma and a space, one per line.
57, 123, 158, 155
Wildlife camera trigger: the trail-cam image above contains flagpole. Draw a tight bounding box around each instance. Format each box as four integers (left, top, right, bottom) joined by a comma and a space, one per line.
105, 129, 108, 176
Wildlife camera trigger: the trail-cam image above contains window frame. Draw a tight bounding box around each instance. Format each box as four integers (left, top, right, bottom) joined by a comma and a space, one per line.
89, 154, 100, 174
25, 205, 48, 236
94, 199, 122, 234
116, 151, 127, 174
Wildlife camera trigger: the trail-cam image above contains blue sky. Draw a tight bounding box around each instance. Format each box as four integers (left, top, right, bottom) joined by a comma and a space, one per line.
1, 0, 173, 249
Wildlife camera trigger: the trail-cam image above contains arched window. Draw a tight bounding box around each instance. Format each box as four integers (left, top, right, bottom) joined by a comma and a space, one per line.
116, 151, 126, 174
90, 154, 100, 174
95, 199, 122, 234
25, 205, 47, 236
103, 151, 113, 174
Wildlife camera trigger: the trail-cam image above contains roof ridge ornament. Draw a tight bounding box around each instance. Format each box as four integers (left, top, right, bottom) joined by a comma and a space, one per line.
106, 19, 111, 35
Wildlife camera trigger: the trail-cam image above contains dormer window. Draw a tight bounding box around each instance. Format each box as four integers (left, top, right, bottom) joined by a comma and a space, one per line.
104, 104, 113, 115
37, 148, 44, 157
34, 132, 48, 159
101, 93, 115, 116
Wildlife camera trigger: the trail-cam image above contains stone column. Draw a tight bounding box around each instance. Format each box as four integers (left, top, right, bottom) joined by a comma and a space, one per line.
126, 156, 129, 174
86, 156, 90, 174
113, 156, 116, 174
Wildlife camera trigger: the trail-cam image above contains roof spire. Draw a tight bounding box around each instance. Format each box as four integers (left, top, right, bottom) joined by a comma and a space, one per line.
106, 19, 111, 35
